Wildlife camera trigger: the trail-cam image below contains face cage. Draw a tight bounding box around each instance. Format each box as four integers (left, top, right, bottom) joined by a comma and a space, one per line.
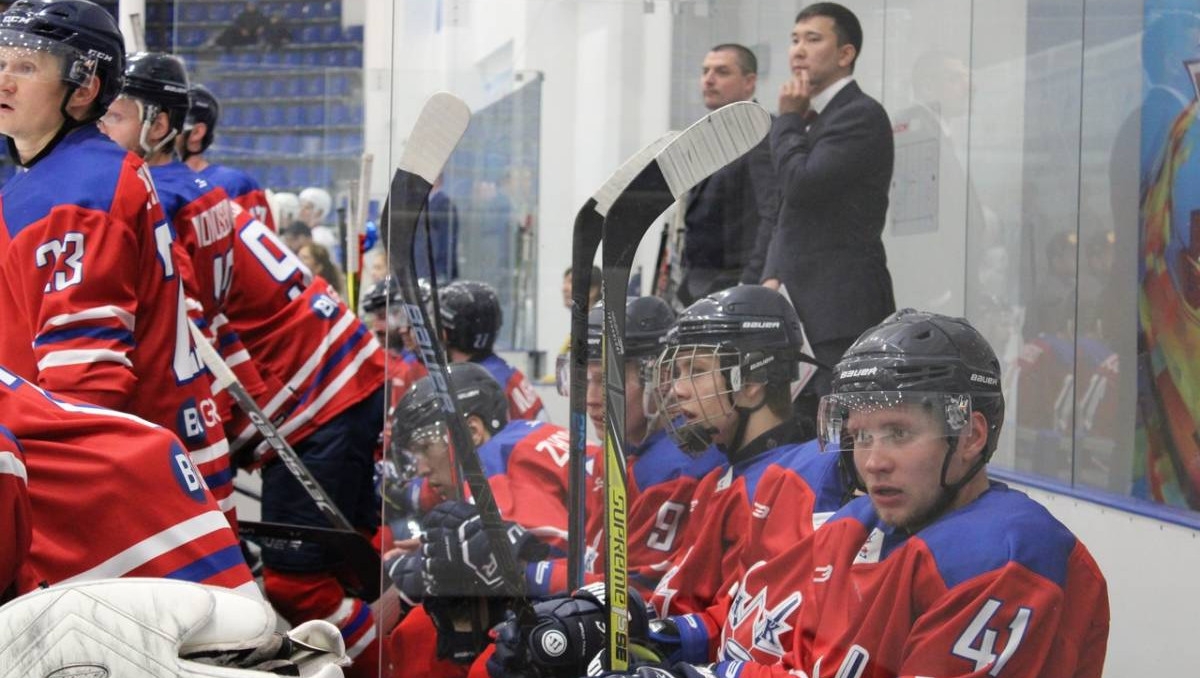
815, 391, 973, 490
556, 352, 660, 423
124, 95, 178, 157
653, 344, 744, 454
0, 30, 96, 87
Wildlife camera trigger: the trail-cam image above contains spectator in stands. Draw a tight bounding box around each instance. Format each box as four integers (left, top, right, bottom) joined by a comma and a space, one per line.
263, 13, 290, 50
213, 1, 269, 49
299, 242, 347, 299
298, 186, 338, 251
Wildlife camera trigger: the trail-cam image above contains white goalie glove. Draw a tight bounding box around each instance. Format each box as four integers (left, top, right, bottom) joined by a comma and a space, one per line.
0, 578, 349, 677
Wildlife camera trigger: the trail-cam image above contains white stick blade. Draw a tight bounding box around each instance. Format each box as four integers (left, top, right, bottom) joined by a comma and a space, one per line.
397, 92, 471, 184
593, 131, 679, 217
187, 321, 235, 391
656, 100, 771, 199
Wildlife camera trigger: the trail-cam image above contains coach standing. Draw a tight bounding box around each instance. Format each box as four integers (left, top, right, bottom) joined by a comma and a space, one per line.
760, 2, 895, 393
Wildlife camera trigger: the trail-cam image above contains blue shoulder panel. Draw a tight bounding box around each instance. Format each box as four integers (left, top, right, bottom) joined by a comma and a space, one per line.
2, 126, 123, 239
476, 353, 517, 387
631, 429, 724, 493
476, 419, 543, 478
200, 163, 260, 197
150, 161, 209, 222
919, 483, 1076, 589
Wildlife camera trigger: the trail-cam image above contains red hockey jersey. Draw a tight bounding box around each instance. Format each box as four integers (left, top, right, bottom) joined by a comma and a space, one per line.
703, 483, 1109, 678
0, 419, 30, 602
223, 209, 385, 459
0, 365, 257, 599
0, 125, 230, 510
648, 434, 845, 623
200, 163, 275, 232
475, 353, 544, 421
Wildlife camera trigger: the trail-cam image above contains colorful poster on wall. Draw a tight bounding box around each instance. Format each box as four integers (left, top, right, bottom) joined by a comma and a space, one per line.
1136, 0, 1200, 510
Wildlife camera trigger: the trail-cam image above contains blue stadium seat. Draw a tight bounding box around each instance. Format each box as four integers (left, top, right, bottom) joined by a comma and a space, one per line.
320, 24, 340, 43
301, 49, 321, 66
255, 135, 276, 153
280, 135, 302, 155
245, 105, 267, 127
224, 106, 244, 127
289, 165, 311, 187
303, 103, 324, 126
238, 51, 261, 66
211, 3, 233, 22
284, 50, 304, 66
182, 4, 207, 22
299, 25, 320, 43
266, 77, 288, 98
266, 106, 286, 127
344, 48, 362, 67
302, 77, 325, 96
328, 73, 348, 96
284, 2, 304, 19
343, 25, 363, 42
263, 50, 283, 65
321, 49, 342, 67
267, 165, 288, 188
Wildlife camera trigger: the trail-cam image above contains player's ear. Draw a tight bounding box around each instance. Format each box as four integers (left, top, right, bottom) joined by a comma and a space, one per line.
66, 75, 101, 120
959, 411, 989, 462
465, 414, 488, 446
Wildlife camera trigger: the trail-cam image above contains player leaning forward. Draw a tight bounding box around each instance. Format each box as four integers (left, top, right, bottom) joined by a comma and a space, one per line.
648, 310, 1111, 678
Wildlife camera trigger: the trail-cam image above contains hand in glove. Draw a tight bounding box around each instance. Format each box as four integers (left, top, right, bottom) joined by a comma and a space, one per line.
421, 500, 550, 595
487, 583, 650, 678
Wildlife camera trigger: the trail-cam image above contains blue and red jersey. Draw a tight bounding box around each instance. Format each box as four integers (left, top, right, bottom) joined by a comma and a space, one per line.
0, 365, 256, 599
702, 483, 1109, 678
199, 162, 275, 232
474, 353, 544, 421
223, 207, 385, 461
649, 435, 846, 622
0, 419, 30, 602
0, 125, 228, 504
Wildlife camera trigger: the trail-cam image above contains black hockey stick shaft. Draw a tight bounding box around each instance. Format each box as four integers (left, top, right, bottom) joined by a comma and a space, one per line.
383, 92, 536, 627
566, 132, 678, 591
599, 101, 771, 672
237, 519, 381, 599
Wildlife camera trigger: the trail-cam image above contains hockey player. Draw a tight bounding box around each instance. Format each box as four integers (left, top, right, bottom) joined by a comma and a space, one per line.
98, 51, 253, 521
0, 364, 256, 599
0, 409, 30, 604
219, 204, 386, 676
0, 0, 230, 503
363, 275, 427, 405
179, 83, 275, 230
486, 285, 847, 678
635, 310, 1111, 678
440, 279, 545, 421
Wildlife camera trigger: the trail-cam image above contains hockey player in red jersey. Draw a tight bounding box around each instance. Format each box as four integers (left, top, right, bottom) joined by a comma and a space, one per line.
363, 275, 428, 405
178, 83, 275, 231
440, 280, 545, 421
0, 364, 257, 599
0, 0, 230, 502
633, 310, 1111, 678
217, 204, 386, 676
97, 51, 253, 523
0, 403, 31, 604
485, 286, 847, 678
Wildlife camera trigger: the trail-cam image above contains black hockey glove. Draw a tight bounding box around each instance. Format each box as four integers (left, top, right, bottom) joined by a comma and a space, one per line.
382, 551, 429, 612
422, 502, 550, 595
487, 583, 650, 678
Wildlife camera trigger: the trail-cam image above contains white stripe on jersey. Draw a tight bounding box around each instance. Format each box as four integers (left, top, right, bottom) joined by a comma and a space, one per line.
224, 348, 251, 367
56, 510, 232, 585
38, 348, 132, 370
346, 623, 377, 659
187, 438, 231, 465
0, 451, 28, 483
252, 335, 380, 457
44, 305, 135, 330
210, 313, 230, 333
234, 310, 358, 448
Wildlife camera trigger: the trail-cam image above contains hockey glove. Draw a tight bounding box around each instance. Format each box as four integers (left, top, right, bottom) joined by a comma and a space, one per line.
422, 502, 550, 596
487, 583, 650, 678
382, 551, 429, 612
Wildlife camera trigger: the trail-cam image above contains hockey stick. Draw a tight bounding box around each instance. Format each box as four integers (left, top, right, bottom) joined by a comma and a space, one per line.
346, 152, 373, 315
566, 131, 678, 591
599, 101, 771, 672
186, 321, 381, 599
383, 93, 538, 627
237, 520, 381, 597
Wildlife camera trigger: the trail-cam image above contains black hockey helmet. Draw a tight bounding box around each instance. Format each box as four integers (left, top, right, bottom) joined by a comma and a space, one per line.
184, 83, 219, 153
446, 362, 508, 436
558, 296, 676, 397
818, 309, 1004, 508
363, 276, 402, 315
653, 285, 806, 453
439, 280, 501, 355
121, 51, 190, 153
0, 0, 125, 121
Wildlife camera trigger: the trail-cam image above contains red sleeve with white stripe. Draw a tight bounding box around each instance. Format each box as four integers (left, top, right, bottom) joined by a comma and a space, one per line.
0, 424, 31, 600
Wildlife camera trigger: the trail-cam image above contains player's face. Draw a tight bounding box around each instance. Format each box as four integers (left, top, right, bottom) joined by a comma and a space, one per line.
585, 361, 605, 437
668, 349, 738, 445
848, 404, 954, 530
0, 48, 69, 141
700, 49, 756, 110
584, 360, 650, 444
97, 96, 144, 153
412, 434, 454, 500
789, 16, 856, 94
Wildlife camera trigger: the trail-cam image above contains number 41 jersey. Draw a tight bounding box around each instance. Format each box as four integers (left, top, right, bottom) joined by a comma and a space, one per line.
711, 483, 1110, 678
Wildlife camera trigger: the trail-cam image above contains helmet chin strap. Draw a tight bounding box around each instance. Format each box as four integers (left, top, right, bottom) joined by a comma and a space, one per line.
904, 434, 988, 534
719, 392, 767, 458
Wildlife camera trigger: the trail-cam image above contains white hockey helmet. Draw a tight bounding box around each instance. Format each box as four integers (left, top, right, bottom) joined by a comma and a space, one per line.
270, 190, 300, 227
299, 186, 333, 224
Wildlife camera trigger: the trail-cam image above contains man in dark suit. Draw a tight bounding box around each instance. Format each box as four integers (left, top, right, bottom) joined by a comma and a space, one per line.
760, 2, 895, 393
675, 44, 779, 306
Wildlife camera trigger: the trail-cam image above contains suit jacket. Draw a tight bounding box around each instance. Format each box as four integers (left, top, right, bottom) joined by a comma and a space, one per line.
680, 134, 779, 304
761, 80, 896, 345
